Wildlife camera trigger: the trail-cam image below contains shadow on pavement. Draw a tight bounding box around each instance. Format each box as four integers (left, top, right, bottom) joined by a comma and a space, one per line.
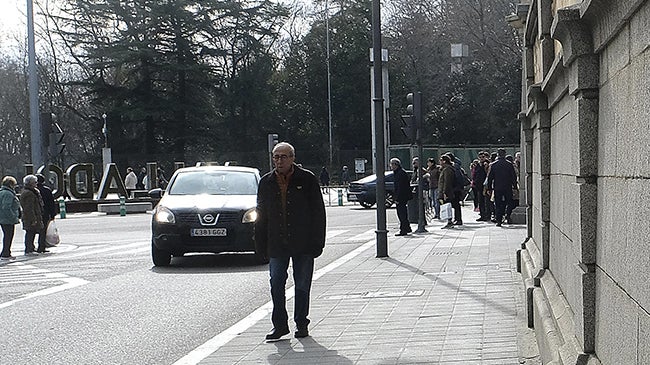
269, 337, 354, 364
382, 257, 517, 317
150, 252, 268, 273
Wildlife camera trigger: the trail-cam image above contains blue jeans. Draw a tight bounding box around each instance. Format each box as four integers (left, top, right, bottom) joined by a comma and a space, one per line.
269, 255, 314, 329
431, 188, 440, 217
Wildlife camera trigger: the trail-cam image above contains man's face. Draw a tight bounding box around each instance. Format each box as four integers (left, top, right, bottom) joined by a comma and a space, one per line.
390, 162, 398, 171
273, 145, 295, 175
412, 159, 419, 168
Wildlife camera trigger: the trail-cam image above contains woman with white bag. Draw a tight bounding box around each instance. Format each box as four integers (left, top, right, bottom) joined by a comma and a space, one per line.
438, 155, 455, 229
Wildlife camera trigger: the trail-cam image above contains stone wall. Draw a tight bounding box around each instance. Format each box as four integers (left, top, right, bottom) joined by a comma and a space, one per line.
511, 0, 650, 364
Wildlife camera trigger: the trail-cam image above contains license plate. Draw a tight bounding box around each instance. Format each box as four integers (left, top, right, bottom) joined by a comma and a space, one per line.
191, 228, 227, 237
347, 194, 358, 201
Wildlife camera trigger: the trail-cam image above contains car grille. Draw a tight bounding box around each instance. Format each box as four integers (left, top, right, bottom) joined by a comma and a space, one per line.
176, 211, 240, 225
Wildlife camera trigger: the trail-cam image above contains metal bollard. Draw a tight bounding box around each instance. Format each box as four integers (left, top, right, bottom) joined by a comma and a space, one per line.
337, 189, 343, 206
119, 196, 126, 216
58, 198, 66, 219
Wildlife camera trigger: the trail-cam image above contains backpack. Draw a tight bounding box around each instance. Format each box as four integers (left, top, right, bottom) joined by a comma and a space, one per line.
453, 166, 469, 190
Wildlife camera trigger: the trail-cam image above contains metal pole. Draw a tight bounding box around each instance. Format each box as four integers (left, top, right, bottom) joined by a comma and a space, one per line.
372, 0, 387, 257
27, 0, 43, 169
326, 0, 333, 172
102, 113, 108, 148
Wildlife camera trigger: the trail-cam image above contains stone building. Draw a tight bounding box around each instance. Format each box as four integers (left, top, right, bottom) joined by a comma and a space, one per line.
509, 0, 649, 364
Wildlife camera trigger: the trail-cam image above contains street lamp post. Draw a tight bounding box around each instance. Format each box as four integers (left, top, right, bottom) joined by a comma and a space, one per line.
372, 0, 387, 258
102, 113, 108, 148
101, 113, 111, 173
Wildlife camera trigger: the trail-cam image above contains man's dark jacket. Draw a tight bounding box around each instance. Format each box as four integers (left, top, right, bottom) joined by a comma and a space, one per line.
255, 165, 326, 258
37, 183, 56, 220
393, 166, 411, 203
486, 158, 518, 192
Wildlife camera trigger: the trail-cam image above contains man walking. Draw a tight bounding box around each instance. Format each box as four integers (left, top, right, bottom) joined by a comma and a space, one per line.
486, 148, 518, 226
255, 142, 326, 340
390, 158, 412, 236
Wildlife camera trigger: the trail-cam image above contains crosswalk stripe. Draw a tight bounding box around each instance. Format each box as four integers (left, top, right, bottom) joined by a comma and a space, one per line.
0, 262, 90, 309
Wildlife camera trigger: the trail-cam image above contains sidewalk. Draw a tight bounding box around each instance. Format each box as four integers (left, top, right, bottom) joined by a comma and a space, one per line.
186, 206, 540, 365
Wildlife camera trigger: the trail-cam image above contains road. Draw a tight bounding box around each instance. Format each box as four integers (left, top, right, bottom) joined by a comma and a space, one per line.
0, 204, 394, 365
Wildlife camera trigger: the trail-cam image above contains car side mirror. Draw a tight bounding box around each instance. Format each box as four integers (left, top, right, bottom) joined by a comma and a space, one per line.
149, 188, 163, 199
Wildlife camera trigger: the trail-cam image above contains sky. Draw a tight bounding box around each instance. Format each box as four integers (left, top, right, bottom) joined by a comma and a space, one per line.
0, 0, 27, 51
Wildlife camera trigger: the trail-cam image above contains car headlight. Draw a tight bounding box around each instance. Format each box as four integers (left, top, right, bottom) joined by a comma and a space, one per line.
155, 206, 175, 224
242, 208, 257, 223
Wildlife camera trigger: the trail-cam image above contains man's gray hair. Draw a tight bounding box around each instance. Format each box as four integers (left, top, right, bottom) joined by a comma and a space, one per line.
23, 174, 38, 186
273, 142, 295, 157
389, 158, 401, 167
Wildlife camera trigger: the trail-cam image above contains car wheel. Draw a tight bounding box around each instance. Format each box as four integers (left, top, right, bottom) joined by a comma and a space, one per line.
385, 192, 395, 208
360, 201, 374, 209
152, 240, 171, 266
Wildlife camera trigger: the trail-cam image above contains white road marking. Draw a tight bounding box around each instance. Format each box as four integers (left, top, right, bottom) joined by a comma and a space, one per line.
171, 239, 376, 365
326, 230, 347, 239
40, 240, 149, 260
0, 262, 90, 309
346, 228, 376, 242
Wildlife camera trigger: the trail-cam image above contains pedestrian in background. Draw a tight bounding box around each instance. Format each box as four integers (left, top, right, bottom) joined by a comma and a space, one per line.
341, 165, 350, 186
19, 175, 44, 256
390, 157, 412, 236
319, 166, 330, 194
124, 167, 137, 198
445, 152, 464, 226
136, 167, 147, 190
157, 168, 168, 189
438, 155, 455, 229
0, 176, 20, 260
255, 142, 326, 340
427, 157, 441, 219
486, 148, 518, 226
36, 174, 56, 253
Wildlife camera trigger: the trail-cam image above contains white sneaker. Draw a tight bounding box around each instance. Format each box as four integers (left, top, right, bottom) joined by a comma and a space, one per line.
1, 255, 16, 260
25, 252, 39, 256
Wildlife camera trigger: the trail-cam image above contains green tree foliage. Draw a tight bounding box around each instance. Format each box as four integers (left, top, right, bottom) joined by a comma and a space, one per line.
51, 0, 287, 166
274, 0, 373, 166
386, 0, 521, 146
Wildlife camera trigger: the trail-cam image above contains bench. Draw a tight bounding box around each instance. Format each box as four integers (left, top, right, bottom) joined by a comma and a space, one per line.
97, 202, 152, 214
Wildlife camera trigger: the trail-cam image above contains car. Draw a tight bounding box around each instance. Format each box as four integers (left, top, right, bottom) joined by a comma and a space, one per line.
149, 165, 264, 266
347, 171, 407, 209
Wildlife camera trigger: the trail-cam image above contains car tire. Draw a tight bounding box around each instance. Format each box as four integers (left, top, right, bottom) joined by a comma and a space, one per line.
152, 240, 172, 266
385, 192, 395, 208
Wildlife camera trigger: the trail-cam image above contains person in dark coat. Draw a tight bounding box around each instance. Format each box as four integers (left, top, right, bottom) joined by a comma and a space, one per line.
438, 154, 455, 228
19, 175, 44, 255
486, 148, 518, 226
319, 166, 330, 194
36, 174, 56, 253
390, 157, 412, 236
255, 142, 326, 341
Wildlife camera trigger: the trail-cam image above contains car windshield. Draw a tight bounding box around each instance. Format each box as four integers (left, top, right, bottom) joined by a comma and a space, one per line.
168, 171, 258, 195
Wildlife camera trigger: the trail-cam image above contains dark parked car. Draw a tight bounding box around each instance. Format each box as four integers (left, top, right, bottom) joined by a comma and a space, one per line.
149, 165, 264, 266
347, 171, 403, 209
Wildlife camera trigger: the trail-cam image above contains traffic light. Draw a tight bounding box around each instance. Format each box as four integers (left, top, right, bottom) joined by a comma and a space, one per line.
401, 92, 422, 144
48, 122, 65, 157
400, 114, 416, 143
